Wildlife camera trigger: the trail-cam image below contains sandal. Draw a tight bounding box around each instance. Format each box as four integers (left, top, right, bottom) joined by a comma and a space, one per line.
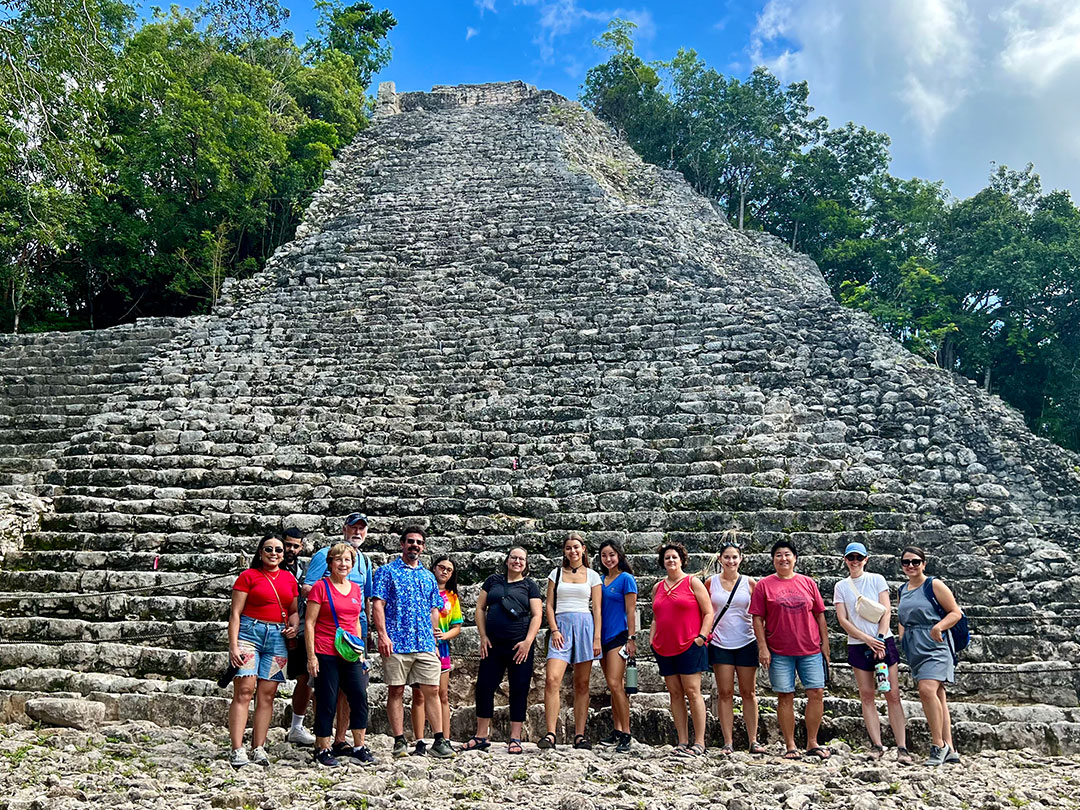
719, 744, 734, 755
805, 746, 831, 760
507, 738, 523, 755
749, 742, 767, 755
688, 744, 706, 757
460, 736, 490, 752
896, 746, 913, 765
782, 749, 801, 760
537, 732, 557, 750
868, 744, 884, 760
573, 734, 592, 750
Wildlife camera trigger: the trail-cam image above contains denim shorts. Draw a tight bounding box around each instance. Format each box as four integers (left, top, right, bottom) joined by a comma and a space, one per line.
236, 615, 289, 682
768, 652, 826, 692
547, 612, 598, 665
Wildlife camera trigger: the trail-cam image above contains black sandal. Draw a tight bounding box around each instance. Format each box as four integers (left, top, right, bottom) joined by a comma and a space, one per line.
507, 738, 523, 754
538, 732, 557, 750
573, 734, 592, 750
460, 736, 489, 752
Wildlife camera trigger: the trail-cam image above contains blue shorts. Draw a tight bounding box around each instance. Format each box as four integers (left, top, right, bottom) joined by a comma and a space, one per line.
236, 615, 289, 682
547, 612, 598, 665
768, 652, 825, 693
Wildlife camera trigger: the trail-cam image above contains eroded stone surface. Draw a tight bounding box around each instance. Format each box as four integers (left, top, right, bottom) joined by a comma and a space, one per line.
0, 721, 1078, 810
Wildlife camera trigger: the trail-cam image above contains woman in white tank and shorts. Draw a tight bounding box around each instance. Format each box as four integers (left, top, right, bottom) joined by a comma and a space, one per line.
706, 531, 763, 754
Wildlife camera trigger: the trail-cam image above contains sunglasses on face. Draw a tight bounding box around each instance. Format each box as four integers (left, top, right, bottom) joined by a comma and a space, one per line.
901, 558, 923, 567
845, 554, 866, 562
263, 547, 284, 554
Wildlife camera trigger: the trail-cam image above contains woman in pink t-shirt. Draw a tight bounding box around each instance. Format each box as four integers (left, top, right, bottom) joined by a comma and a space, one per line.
650, 541, 713, 757
749, 539, 831, 761
305, 542, 369, 768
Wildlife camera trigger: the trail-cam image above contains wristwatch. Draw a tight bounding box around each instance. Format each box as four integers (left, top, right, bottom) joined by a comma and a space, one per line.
696, 634, 707, 642
628, 634, 637, 641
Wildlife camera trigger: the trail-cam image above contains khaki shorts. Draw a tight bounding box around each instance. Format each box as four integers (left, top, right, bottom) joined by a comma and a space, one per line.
383, 651, 441, 687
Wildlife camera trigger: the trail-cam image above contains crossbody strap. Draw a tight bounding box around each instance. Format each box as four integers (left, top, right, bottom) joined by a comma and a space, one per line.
323, 578, 343, 629
709, 575, 743, 637
259, 570, 288, 623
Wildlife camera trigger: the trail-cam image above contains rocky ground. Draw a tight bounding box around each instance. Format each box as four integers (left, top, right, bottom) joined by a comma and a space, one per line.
0, 721, 1077, 810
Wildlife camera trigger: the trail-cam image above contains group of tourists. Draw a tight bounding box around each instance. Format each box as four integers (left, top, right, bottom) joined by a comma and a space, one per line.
225, 517, 965, 768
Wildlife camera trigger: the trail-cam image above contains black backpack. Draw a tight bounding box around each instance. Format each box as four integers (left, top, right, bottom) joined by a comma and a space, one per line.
904, 576, 970, 663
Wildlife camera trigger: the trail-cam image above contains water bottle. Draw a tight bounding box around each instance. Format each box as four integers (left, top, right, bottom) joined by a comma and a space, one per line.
873, 635, 889, 692
624, 656, 638, 695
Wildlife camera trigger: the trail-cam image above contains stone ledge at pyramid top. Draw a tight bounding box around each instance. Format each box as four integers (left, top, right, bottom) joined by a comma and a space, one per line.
374, 80, 543, 118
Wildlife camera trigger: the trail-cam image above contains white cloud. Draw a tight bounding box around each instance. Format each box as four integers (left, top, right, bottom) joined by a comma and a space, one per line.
749, 0, 1080, 200
516, 0, 654, 63
466, 26, 479, 40
475, 0, 497, 13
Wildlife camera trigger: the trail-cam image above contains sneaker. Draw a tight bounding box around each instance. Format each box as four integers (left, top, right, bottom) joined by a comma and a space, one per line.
412, 740, 427, 757
925, 744, 948, 766
615, 733, 632, 754
944, 745, 960, 764
331, 741, 352, 757
250, 746, 270, 767
597, 731, 619, 747
429, 738, 456, 759
229, 748, 250, 769
392, 737, 410, 758
313, 747, 341, 768
287, 726, 316, 746
350, 745, 377, 766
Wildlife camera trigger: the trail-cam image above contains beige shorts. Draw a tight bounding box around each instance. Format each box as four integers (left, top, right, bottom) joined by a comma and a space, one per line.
383, 651, 441, 687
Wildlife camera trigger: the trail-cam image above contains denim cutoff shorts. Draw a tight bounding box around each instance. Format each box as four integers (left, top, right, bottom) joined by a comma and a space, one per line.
236, 615, 289, 682
768, 652, 826, 693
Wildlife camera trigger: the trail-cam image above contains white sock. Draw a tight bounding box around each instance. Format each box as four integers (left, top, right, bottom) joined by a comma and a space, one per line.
290, 714, 305, 732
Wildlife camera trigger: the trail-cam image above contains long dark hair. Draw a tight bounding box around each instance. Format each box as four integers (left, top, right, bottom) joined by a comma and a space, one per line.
597, 540, 633, 575
431, 555, 458, 594
249, 533, 284, 570
562, 532, 590, 569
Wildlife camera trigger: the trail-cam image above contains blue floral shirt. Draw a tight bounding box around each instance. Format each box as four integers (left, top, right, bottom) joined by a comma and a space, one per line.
372, 557, 442, 654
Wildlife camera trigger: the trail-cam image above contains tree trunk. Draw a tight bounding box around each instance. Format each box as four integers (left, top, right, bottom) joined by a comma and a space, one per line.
738, 186, 745, 231
791, 220, 799, 249
984, 365, 991, 393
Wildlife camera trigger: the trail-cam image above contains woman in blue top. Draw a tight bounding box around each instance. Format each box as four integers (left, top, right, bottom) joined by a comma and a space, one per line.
597, 540, 637, 753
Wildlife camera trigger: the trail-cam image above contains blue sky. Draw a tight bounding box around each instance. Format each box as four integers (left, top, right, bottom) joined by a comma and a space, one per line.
192, 1, 1080, 202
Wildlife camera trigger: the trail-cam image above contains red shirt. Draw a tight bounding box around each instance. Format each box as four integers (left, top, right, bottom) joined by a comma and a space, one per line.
748, 573, 825, 656
307, 578, 364, 657
651, 576, 704, 657
233, 568, 299, 624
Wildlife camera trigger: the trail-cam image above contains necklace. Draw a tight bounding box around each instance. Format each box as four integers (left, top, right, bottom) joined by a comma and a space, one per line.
568, 565, 580, 574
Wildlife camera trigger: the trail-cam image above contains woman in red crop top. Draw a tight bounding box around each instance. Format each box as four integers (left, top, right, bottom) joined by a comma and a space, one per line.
650, 541, 713, 756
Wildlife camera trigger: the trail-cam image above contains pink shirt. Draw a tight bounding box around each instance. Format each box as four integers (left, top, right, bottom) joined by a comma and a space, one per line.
748, 573, 826, 657
308, 579, 364, 657
651, 576, 703, 657
233, 568, 298, 624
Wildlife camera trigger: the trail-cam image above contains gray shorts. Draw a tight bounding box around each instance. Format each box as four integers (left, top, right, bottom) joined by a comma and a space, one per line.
547, 612, 597, 665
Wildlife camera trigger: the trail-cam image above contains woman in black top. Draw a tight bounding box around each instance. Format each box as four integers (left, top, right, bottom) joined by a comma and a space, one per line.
463, 547, 542, 754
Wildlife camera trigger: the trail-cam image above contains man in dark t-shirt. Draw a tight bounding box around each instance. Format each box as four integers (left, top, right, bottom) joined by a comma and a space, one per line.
283, 527, 314, 745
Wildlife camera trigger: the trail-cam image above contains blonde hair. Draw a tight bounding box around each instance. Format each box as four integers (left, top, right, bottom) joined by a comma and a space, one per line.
327, 542, 356, 567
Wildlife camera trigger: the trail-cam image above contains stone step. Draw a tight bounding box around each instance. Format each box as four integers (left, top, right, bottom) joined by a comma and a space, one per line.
1, 617, 225, 649
4, 549, 247, 574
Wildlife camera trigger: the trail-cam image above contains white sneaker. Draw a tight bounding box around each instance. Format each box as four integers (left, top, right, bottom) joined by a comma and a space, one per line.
229, 748, 250, 769
250, 746, 270, 767
287, 726, 316, 746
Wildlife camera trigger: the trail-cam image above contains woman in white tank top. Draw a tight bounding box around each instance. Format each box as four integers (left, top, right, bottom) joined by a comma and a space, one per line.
705, 532, 763, 754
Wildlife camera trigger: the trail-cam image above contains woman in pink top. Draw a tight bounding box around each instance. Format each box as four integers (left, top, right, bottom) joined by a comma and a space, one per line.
650, 542, 713, 757
749, 539, 831, 761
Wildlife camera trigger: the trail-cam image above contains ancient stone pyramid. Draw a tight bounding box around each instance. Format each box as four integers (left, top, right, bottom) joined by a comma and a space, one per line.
2, 82, 1080, 738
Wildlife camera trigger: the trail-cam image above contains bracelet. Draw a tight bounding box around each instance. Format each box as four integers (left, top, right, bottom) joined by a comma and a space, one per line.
696, 634, 707, 642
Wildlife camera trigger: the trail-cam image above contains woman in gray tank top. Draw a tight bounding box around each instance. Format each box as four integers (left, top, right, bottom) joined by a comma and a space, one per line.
897, 546, 963, 767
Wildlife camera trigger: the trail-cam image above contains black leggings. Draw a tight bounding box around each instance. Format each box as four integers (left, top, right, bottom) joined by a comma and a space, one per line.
313, 653, 368, 738
475, 637, 535, 723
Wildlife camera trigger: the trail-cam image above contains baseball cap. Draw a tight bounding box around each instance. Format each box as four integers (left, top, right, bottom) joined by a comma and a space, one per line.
844, 542, 868, 557
344, 513, 368, 527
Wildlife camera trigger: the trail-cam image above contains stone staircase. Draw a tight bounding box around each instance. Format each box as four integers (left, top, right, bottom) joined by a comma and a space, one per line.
1, 81, 1079, 752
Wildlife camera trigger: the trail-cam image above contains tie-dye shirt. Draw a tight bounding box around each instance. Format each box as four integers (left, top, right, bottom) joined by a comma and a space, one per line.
436, 590, 463, 670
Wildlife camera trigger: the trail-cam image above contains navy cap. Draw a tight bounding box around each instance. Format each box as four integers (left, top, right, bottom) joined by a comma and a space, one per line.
344, 513, 368, 527
844, 542, 868, 557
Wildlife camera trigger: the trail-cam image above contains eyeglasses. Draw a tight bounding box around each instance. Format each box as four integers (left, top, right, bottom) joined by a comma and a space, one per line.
900, 558, 923, 567
435, 564, 454, 573
845, 554, 866, 562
